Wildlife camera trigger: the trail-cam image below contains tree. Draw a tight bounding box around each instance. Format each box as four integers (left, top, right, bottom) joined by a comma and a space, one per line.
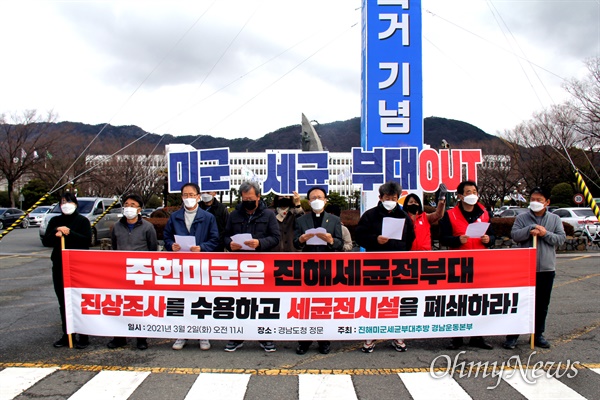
564, 57, 600, 142
551, 182, 575, 207
0, 110, 58, 206
326, 191, 348, 209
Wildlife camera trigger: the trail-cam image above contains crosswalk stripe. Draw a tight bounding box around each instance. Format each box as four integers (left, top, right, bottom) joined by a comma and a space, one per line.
298, 374, 358, 400
185, 373, 251, 400
502, 369, 586, 400
590, 368, 600, 376
398, 372, 472, 400
68, 370, 150, 400
0, 367, 58, 400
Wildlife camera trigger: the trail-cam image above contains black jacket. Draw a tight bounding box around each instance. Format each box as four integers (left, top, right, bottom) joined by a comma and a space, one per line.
200, 198, 229, 251
355, 202, 415, 251
293, 211, 343, 252
42, 211, 91, 266
224, 201, 280, 251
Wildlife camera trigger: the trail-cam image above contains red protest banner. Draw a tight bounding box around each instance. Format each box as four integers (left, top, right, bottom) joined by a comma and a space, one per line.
63, 248, 536, 340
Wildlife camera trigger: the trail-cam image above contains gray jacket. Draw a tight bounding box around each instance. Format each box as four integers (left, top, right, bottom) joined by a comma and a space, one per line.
511, 209, 566, 272
112, 216, 158, 251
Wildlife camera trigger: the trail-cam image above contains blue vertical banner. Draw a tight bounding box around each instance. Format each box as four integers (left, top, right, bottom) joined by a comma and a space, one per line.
361, 0, 423, 151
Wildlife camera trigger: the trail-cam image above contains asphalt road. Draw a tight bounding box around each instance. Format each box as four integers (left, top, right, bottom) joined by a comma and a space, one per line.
0, 227, 599, 399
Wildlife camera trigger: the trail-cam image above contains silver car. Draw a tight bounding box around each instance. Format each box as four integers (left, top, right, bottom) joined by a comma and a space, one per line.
553, 207, 598, 234
27, 205, 54, 226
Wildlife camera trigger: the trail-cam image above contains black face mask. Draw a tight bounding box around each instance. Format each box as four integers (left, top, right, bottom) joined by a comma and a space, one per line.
242, 200, 257, 211
405, 204, 421, 215
277, 198, 293, 208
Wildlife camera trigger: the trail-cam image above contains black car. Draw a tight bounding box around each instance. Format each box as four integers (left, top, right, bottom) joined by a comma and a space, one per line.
0, 208, 29, 229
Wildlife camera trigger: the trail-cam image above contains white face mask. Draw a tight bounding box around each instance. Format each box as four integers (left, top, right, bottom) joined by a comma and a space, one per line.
382, 200, 397, 211
463, 194, 479, 205
529, 201, 545, 212
183, 197, 198, 209
61, 203, 76, 215
310, 199, 325, 212
123, 207, 139, 220
201, 194, 213, 203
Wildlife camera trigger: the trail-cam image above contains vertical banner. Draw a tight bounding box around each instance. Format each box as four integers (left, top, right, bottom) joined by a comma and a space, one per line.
361, 0, 423, 151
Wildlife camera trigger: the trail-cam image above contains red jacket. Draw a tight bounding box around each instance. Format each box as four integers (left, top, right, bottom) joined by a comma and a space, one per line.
446, 203, 490, 250
412, 212, 432, 251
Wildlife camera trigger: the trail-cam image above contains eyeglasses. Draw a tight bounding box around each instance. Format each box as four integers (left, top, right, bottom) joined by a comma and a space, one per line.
309, 196, 325, 201
182, 193, 198, 198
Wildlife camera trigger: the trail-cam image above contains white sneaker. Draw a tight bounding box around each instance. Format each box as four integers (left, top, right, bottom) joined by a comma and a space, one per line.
172, 339, 187, 350
199, 339, 211, 350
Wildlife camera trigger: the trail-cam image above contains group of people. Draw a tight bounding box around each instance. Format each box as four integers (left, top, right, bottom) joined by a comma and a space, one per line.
45, 179, 564, 354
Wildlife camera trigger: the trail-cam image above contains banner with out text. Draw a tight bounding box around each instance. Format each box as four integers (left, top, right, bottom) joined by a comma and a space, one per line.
63, 248, 536, 340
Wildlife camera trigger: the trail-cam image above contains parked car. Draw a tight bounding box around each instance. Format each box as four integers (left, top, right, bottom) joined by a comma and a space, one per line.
497, 208, 529, 218
141, 208, 156, 218
0, 208, 29, 229
493, 206, 520, 217
27, 205, 54, 226
553, 207, 598, 234
39, 197, 122, 246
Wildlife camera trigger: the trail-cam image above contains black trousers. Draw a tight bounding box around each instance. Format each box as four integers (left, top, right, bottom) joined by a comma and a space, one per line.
506, 270, 555, 341
52, 265, 67, 335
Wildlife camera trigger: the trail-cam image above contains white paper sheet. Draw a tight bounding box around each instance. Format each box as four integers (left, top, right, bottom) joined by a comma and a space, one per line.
381, 217, 405, 240
306, 227, 327, 245
231, 233, 254, 251
174, 235, 196, 251
465, 222, 490, 238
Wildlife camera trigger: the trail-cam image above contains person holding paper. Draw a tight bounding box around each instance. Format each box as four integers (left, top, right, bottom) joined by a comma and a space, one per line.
439, 180, 495, 350
199, 190, 229, 252
294, 186, 343, 355
503, 187, 565, 350
107, 194, 157, 350
354, 181, 414, 353
164, 182, 219, 351
223, 181, 280, 353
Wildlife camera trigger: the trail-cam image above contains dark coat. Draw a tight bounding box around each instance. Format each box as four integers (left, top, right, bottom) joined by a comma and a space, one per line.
270, 205, 305, 252
42, 211, 91, 267
200, 198, 229, 251
112, 216, 158, 251
355, 202, 415, 251
293, 211, 343, 252
224, 201, 280, 251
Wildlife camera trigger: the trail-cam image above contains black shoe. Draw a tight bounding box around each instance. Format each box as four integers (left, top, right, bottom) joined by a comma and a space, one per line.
75, 335, 89, 349
469, 337, 493, 350
53, 335, 69, 348
534, 335, 551, 348
503, 335, 519, 349
447, 338, 463, 350
296, 345, 309, 355
107, 337, 127, 349
318, 343, 331, 355
136, 338, 148, 350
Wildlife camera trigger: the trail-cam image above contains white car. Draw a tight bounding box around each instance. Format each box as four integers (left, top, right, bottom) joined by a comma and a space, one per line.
27, 205, 54, 226
553, 207, 598, 234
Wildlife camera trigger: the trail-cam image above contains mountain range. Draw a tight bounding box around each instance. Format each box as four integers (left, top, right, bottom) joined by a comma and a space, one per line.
44, 116, 503, 153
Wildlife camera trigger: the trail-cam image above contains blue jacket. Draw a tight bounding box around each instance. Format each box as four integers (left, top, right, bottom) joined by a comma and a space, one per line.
163, 206, 220, 252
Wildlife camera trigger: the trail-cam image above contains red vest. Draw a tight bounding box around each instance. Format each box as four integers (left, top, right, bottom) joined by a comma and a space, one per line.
412, 213, 432, 251
447, 204, 490, 250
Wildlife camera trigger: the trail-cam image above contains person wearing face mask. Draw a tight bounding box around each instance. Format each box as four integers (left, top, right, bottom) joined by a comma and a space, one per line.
163, 183, 219, 351
354, 181, 414, 353
42, 192, 92, 349
223, 181, 280, 353
403, 191, 445, 251
199, 191, 229, 252
107, 194, 158, 350
503, 187, 565, 350
439, 180, 495, 350
270, 191, 304, 252
293, 186, 343, 355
